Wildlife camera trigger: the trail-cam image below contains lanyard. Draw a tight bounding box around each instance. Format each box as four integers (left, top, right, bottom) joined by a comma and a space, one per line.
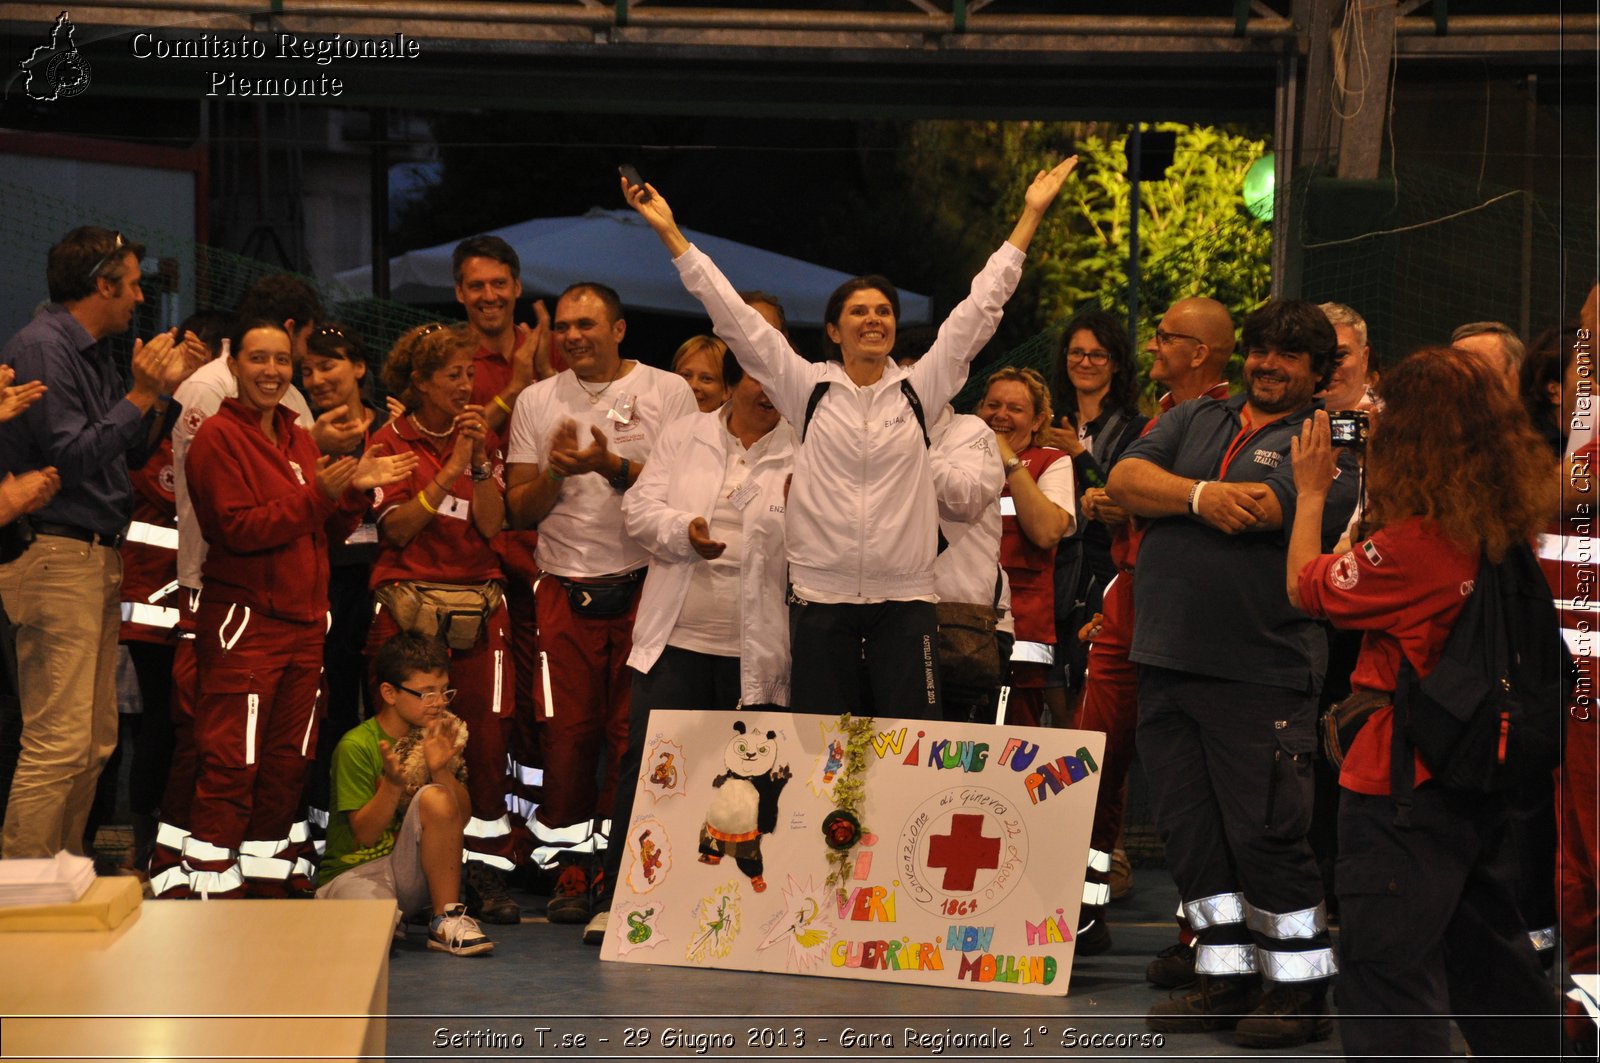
1218, 412, 1269, 479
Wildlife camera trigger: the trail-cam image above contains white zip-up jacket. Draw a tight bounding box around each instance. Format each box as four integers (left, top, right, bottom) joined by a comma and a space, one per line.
672, 241, 1025, 600
623, 408, 797, 707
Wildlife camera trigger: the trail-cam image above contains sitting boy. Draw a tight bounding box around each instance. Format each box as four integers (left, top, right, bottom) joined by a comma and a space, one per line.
316, 632, 493, 956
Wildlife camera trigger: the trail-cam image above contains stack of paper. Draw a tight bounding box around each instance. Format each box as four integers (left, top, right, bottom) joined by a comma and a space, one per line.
0, 851, 96, 907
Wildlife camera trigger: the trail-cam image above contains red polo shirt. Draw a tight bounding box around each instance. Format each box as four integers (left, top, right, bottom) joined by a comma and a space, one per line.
369, 415, 505, 588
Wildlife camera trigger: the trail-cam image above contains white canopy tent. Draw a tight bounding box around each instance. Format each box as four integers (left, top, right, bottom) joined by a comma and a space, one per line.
335, 208, 932, 328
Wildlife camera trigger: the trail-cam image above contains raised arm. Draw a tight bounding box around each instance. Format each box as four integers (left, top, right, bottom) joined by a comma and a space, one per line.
623, 177, 818, 422
1286, 411, 1336, 610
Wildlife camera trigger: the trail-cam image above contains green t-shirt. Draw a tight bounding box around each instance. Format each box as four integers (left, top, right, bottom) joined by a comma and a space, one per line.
319, 716, 403, 887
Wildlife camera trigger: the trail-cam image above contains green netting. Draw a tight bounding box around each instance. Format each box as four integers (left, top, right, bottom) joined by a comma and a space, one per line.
959, 159, 1594, 416
954, 208, 1271, 414
1292, 161, 1595, 367
0, 176, 444, 389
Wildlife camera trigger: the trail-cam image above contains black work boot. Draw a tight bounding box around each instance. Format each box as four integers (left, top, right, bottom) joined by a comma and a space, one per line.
463, 861, 522, 925
1233, 982, 1333, 1049
1075, 904, 1112, 955
1146, 939, 1198, 988
1147, 975, 1263, 1033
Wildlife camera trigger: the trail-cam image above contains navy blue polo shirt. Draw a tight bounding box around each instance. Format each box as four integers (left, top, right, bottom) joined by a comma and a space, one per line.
0, 305, 165, 537
1121, 393, 1360, 692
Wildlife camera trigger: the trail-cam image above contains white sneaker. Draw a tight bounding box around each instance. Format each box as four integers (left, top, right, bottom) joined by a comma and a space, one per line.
428, 903, 495, 956
583, 909, 609, 946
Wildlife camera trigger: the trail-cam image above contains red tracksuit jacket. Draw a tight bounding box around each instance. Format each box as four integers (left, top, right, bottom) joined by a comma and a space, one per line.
187, 398, 365, 622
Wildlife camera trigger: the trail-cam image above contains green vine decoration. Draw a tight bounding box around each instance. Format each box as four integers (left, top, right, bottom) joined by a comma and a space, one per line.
824, 712, 876, 893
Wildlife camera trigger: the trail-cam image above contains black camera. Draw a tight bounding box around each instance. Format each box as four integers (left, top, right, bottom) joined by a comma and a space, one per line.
1328, 409, 1370, 449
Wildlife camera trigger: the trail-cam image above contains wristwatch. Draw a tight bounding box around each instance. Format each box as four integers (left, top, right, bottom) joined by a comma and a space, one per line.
470, 462, 493, 482
1003, 456, 1024, 475
609, 456, 632, 491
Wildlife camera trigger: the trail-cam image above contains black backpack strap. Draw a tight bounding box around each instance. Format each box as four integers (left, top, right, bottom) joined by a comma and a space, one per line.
899, 379, 931, 447
801, 381, 830, 444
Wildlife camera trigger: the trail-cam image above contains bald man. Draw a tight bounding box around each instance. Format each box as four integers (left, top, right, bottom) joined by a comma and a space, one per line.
1073, 296, 1234, 961
1451, 321, 1525, 387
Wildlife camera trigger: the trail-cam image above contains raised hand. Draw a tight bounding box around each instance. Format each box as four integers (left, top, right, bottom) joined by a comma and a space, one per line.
621, 176, 690, 257
352, 443, 419, 491
0, 365, 46, 422
529, 300, 554, 380
687, 517, 727, 560
315, 454, 359, 500
385, 395, 406, 421
1023, 155, 1080, 216
1291, 410, 1336, 500
1008, 156, 1080, 254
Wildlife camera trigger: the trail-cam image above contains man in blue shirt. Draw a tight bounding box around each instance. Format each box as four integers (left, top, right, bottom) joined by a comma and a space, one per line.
0, 226, 201, 858
1107, 300, 1360, 1048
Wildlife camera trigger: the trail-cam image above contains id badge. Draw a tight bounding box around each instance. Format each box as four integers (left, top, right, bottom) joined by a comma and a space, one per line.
439, 495, 470, 521
727, 480, 760, 511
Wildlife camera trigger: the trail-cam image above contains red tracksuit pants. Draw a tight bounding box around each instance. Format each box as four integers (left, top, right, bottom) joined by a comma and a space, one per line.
366, 595, 516, 870
532, 577, 637, 832
185, 601, 323, 897
1076, 571, 1138, 908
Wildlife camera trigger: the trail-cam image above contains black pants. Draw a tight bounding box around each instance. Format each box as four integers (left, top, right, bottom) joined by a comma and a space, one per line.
126, 640, 175, 816
308, 564, 374, 818
789, 598, 940, 720
1335, 786, 1562, 1061
598, 646, 777, 909
1136, 665, 1333, 981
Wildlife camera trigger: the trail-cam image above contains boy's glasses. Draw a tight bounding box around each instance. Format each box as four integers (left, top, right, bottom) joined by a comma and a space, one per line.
395, 683, 457, 706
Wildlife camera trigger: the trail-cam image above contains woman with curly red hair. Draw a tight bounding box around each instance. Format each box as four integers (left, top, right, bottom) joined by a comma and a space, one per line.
1288, 346, 1561, 1059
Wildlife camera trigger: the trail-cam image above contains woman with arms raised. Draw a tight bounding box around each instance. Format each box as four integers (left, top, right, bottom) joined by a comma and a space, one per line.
623, 159, 1076, 718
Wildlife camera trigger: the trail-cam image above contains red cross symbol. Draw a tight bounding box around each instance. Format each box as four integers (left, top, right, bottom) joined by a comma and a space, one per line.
925, 812, 1002, 893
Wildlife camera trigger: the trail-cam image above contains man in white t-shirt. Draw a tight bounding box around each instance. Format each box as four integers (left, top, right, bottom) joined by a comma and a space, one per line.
150, 276, 362, 898
505, 282, 697, 925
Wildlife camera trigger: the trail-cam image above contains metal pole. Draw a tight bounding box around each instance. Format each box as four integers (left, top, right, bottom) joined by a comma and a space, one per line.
370, 108, 390, 301
1128, 125, 1142, 346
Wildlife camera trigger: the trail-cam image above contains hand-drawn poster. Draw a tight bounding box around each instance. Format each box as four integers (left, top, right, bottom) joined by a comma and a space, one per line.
600, 711, 1105, 996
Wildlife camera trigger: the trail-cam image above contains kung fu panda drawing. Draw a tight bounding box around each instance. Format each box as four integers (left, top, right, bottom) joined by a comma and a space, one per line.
698, 721, 791, 892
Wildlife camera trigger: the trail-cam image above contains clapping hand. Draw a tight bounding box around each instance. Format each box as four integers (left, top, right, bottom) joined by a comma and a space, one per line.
352, 443, 419, 492
550, 424, 613, 478
422, 715, 460, 777
311, 404, 365, 455
314, 454, 360, 500
377, 739, 405, 789
1195, 480, 1274, 535
0, 468, 61, 520
0, 365, 46, 422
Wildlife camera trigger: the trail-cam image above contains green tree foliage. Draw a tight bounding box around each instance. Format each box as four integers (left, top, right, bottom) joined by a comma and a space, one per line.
902, 120, 1273, 399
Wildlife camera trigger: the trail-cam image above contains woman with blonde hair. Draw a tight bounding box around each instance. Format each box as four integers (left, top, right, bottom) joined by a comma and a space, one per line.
672, 335, 729, 413
1288, 347, 1562, 1059
977, 366, 1075, 726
